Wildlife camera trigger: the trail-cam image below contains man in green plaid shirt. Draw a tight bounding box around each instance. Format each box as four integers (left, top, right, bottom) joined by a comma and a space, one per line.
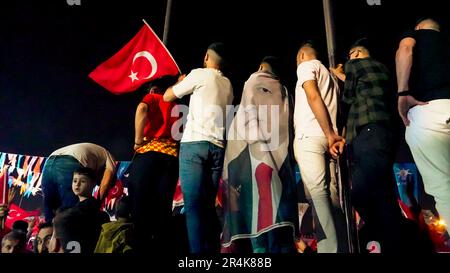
330, 39, 407, 253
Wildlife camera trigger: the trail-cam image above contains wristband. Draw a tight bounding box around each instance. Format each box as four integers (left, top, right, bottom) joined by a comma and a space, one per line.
397, 90, 411, 97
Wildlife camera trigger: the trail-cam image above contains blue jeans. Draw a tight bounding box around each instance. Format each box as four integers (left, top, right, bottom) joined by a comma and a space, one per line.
42, 155, 81, 222
179, 141, 225, 253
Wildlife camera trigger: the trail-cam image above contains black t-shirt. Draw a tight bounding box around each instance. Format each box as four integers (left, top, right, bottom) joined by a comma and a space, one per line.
73, 198, 110, 253
400, 29, 450, 101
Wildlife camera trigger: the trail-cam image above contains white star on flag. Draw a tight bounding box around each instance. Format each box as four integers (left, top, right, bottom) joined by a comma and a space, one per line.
128, 71, 138, 82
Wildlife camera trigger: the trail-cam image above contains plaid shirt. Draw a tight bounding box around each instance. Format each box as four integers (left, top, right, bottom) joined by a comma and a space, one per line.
343, 57, 393, 142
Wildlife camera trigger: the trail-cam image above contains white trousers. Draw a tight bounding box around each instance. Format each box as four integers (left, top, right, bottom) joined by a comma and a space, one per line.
405, 99, 450, 233
294, 135, 346, 253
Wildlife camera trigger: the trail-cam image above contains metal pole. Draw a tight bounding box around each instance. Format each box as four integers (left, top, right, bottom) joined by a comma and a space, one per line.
322, 0, 359, 253
162, 0, 173, 46
322, 0, 336, 68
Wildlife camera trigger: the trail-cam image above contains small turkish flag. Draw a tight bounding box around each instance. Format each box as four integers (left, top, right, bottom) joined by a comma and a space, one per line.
89, 20, 180, 94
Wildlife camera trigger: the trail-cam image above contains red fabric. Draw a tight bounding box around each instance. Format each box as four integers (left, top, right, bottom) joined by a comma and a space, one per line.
255, 163, 273, 231
141, 93, 178, 140
398, 199, 416, 220
5, 203, 40, 230
0, 171, 6, 204
89, 23, 179, 94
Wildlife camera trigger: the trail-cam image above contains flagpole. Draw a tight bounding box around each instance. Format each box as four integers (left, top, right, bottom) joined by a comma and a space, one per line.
2, 168, 5, 204
322, 0, 359, 253
322, 0, 336, 68
163, 0, 173, 46
1, 167, 6, 230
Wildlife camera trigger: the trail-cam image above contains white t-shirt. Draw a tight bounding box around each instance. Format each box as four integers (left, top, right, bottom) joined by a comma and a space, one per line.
50, 142, 116, 172
294, 59, 339, 137
172, 68, 234, 148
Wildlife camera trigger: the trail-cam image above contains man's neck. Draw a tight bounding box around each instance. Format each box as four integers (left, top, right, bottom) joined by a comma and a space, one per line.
206, 64, 221, 70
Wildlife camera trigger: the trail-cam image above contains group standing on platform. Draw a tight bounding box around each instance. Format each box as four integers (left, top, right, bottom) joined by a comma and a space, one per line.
1, 18, 449, 254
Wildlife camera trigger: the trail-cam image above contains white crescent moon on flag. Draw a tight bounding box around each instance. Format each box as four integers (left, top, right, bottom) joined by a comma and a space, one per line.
132, 51, 158, 79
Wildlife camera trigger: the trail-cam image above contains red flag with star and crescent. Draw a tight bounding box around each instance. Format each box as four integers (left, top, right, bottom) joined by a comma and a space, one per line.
89, 20, 180, 94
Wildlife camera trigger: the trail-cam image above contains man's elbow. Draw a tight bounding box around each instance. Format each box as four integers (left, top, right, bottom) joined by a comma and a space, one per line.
306, 91, 320, 104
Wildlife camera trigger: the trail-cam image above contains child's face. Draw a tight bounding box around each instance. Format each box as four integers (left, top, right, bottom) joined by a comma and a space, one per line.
72, 173, 94, 198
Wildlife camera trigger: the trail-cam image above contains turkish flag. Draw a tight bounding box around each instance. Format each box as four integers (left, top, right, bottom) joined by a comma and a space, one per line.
89, 20, 180, 94
5, 203, 40, 230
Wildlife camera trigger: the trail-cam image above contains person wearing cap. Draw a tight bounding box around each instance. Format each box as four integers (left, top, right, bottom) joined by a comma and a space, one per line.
395, 18, 450, 235
163, 42, 234, 253
330, 39, 405, 252
128, 75, 180, 253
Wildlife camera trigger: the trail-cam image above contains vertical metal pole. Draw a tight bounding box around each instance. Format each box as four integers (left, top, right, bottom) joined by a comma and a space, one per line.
163, 0, 173, 46
322, 0, 336, 68
323, 0, 359, 253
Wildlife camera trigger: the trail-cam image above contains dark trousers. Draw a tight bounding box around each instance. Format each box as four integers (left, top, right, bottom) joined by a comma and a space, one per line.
128, 151, 179, 253
350, 122, 405, 253
42, 155, 81, 223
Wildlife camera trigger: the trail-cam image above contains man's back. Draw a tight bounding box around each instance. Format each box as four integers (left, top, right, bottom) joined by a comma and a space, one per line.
294, 59, 339, 137
50, 142, 116, 172
173, 68, 234, 147
404, 29, 450, 101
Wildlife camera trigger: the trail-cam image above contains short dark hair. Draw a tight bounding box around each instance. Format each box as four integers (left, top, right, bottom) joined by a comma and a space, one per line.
147, 75, 178, 94
261, 56, 285, 81
208, 42, 227, 60
300, 39, 317, 50
73, 167, 96, 182
12, 220, 28, 234
350, 38, 371, 53
53, 207, 86, 253
299, 40, 320, 58
38, 222, 53, 231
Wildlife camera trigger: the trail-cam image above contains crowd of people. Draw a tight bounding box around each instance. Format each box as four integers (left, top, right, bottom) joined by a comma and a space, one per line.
0, 17, 449, 254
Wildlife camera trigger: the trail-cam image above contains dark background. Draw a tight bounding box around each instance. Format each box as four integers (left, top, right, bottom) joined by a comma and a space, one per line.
1, 0, 448, 160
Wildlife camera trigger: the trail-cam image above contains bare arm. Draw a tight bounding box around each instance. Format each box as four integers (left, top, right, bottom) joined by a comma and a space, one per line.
303, 80, 345, 156
98, 168, 115, 202
329, 64, 346, 82
395, 37, 428, 126
163, 87, 177, 102
134, 102, 148, 149
395, 37, 415, 92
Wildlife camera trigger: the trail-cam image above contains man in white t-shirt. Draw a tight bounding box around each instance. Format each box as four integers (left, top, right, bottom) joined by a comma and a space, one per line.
293, 42, 346, 253
163, 42, 233, 253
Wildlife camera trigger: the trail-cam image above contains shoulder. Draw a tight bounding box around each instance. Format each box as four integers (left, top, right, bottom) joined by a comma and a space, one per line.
188, 68, 205, 77
398, 30, 417, 46
298, 60, 319, 71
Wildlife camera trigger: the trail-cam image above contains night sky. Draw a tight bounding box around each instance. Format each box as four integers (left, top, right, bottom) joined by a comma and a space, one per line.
1, 0, 448, 160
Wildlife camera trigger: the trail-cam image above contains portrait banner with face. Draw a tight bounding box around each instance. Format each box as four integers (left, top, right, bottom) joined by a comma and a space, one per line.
221, 71, 299, 253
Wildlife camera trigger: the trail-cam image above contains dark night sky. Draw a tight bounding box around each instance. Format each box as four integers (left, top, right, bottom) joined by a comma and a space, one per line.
1, 0, 448, 160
